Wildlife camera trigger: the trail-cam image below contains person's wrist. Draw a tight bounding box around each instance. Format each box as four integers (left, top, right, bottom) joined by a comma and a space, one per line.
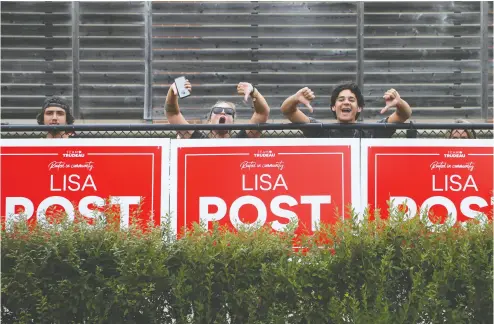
250, 85, 257, 98
168, 87, 177, 97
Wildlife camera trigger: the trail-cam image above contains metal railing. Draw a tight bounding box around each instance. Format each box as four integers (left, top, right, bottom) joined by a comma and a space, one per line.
1, 123, 492, 139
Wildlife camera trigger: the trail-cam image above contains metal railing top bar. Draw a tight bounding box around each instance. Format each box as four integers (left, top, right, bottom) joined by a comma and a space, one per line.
1, 123, 493, 132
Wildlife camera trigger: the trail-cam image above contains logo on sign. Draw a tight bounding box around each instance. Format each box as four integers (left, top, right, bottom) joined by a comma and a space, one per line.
63, 150, 85, 158
253, 149, 275, 158
444, 150, 466, 158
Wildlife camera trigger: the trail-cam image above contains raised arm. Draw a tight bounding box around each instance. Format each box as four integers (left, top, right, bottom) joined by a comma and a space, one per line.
165, 79, 193, 138
380, 88, 412, 123
237, 82, 270, 138
280, 87, 315, 123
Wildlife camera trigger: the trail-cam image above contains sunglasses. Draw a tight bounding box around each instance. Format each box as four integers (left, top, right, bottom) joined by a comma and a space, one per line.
211, 107, 235, 116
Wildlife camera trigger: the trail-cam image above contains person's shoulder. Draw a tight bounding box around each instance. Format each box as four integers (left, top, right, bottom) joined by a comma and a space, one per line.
302, 118, 332, 138
190, 130, 207, 139
371, 117, 395, 138
233, 130, 249, 138
308, 117, 320, 124
377, 117, 390, 124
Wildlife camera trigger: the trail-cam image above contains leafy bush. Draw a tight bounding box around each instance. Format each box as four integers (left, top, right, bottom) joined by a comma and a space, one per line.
2, 211, 492, 323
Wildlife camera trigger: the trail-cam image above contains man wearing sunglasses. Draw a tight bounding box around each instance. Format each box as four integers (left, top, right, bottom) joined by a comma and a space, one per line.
165, 79, 270, 138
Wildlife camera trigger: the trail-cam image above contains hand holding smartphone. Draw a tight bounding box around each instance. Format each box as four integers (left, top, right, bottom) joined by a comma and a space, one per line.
174, 76, 191, 99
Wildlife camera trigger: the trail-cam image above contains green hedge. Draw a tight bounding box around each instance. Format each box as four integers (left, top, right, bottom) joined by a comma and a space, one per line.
2, 212, 492, 324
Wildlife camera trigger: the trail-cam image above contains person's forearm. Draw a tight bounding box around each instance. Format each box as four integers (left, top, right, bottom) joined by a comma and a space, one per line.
251, 88, 270, 117
396, 99, 412, 119
165, 87, 180, 115
280, 94, 300, 116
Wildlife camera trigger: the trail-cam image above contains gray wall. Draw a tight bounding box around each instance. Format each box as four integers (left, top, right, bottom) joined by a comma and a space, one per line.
2, 1, 492, 122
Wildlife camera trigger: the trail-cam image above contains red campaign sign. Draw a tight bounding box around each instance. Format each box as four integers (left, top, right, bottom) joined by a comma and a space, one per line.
364, 140, 493, 225
1, 141, 163, 229
171, 139, 358, 236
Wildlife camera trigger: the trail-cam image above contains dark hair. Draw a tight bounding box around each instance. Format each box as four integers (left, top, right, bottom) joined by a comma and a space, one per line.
37, 96, 75, 125
448, 119, 477, 139
330, 83, 365, 120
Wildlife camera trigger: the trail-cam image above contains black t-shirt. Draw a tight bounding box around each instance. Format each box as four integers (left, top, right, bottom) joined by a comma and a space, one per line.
302, 117, 395, 138
189, 129, 249, 139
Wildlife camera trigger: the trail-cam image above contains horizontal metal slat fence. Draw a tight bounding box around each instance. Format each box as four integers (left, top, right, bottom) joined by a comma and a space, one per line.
1, 1, 492, 122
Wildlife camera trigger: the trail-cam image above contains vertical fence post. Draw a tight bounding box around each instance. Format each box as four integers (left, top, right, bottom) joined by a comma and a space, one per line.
480, 1, 489, 121
144, 1, 153, 120
71, 1, 80, 119
356, 1, 364, 121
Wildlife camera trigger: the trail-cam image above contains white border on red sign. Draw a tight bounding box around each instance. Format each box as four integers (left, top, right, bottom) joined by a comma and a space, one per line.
169, 138, 360, 236
360, 138, 494, 221
1, 138, 171, 226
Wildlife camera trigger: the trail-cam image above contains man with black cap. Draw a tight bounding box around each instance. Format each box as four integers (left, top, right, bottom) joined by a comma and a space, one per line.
37, 96, 76, 138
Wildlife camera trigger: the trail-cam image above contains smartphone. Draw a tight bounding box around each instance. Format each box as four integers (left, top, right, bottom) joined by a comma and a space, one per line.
174, 76, 191, 99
